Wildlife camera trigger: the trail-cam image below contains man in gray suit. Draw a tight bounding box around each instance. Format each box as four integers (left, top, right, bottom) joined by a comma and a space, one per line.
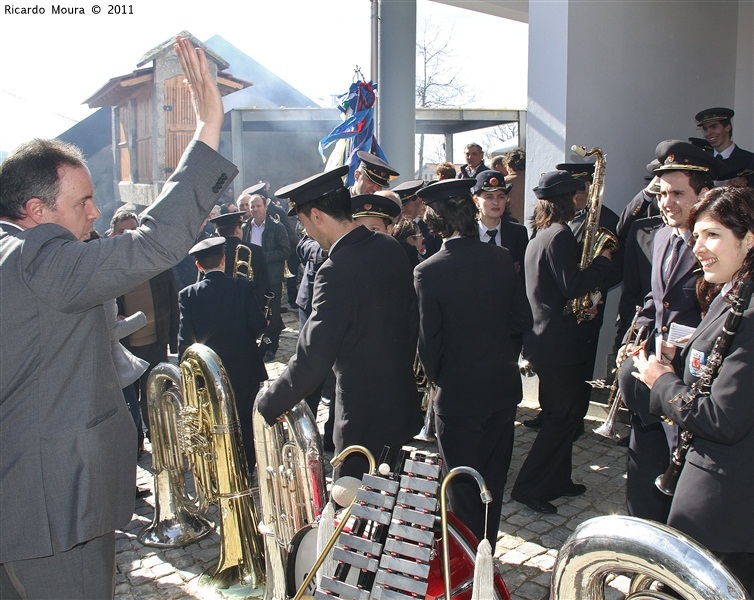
0, 37, 237, 599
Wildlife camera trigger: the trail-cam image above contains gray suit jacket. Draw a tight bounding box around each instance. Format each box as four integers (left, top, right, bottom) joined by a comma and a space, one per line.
0, 141, 237, 562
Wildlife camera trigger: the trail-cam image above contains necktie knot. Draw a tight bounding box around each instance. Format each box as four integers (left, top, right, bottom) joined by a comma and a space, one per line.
487, 229, 498, 245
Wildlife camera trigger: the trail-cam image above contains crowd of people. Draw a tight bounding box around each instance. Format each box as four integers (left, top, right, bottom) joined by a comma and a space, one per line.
1, 32, 752, 597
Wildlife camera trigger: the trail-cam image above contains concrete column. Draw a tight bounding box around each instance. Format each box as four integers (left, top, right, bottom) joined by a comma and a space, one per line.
377, 0, 416, 183
444, 133, 454, 165
230, 110, 245, 195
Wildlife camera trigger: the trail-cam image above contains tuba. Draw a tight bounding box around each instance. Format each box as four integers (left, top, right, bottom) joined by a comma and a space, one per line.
179, 344, 266, 598
234, 243, 254, 279
138, 362, 213, 548
564, 145, 619, 321
252, 399, 327, 600
550, 515, 749, 599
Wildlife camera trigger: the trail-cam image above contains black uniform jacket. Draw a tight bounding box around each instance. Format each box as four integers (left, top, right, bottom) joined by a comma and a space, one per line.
616, 215, 665, 344
650, 292, 754, 552
499, 218, 529, 281
414, 237, 533, 416
257, 226, 422, 456
634, 225, 701, 341
178, 270, 268, 394
522, 223, 613, 366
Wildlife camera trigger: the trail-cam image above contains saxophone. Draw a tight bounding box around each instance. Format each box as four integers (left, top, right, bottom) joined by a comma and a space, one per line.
564, 145, 619, 321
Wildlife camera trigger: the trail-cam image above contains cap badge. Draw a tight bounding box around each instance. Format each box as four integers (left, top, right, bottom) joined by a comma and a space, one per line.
364, 203, 372, 210
489, 177, 499, 186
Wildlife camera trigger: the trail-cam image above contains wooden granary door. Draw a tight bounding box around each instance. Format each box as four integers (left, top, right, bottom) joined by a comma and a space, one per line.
164, 75, 196, 176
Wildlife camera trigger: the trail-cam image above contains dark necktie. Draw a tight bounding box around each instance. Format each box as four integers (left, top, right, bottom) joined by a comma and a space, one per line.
665, 235, 684, 280
487, 229, 498, 245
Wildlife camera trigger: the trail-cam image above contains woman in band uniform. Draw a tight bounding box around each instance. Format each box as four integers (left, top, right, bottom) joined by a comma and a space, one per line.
633, 187, 754, 593
511, 171, 614, 514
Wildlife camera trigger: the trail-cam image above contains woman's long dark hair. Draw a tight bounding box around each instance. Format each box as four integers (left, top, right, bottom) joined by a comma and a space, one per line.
688, 186, 754, 312
423, 195, 478, 239
530, 192, 576, 230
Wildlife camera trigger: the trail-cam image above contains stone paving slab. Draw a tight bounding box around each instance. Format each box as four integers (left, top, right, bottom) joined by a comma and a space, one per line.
116, 309, 631, 599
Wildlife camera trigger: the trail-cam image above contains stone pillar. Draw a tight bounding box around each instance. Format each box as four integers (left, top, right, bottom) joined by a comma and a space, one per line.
377, 0, 417, 183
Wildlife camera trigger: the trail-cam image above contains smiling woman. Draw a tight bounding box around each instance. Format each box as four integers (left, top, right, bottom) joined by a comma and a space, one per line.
631, 186, 754, 595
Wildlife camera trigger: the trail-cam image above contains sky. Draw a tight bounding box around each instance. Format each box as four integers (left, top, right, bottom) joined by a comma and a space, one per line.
0, 0, 527, 161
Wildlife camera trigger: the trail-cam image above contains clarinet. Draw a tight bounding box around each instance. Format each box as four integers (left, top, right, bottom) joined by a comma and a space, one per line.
656, 279, 754, 496
257, 292, 275, 355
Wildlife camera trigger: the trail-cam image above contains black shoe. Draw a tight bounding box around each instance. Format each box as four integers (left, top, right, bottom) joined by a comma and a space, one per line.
511, 490, 557, 514
280, 306, 289, 314
523, 413, 543, 428
289, 302, 299, 310
136, 487, 151, 499
617, 434, 630, 447
546, 484, 586, 501
264, 349, 277, 362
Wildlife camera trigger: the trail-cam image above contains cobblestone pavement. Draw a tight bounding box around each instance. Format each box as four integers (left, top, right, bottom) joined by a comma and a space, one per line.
116, 309, 631, 600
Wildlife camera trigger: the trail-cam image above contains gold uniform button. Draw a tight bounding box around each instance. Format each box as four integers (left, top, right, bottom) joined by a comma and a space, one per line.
663, 302, 670, 308
661, 326, 668, 333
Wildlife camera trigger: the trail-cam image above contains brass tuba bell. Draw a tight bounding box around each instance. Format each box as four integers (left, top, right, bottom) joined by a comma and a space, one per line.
138, 362, 214, 548
179, 344, 267, 598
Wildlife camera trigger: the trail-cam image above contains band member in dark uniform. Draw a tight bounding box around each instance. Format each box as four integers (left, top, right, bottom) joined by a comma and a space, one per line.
210, 211, 270, 310
177, 237, 268, 472
511, 171, 614, 514
473, 170, 528, 279
256, 167, 421, 480
350, 151, 399, 196
395, 179, 442, 259
632, 187, 754, 594
618, 141, 722, 523
414, 179, 533, 547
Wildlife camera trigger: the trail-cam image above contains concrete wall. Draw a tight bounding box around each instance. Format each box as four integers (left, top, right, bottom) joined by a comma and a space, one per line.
220, 128, 330, 198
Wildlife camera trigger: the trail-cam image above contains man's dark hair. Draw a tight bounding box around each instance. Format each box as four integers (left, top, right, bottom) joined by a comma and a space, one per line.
490, 155, 506, 170
216, 223, 241, 238
196, 252, 224, 271
423, 195, 477, 238
0, 138, 86, 220
110, 211, 139, 232
687, 171, 715, 195
296, 188, 352, 222
531, 192, 576, 230
435, 162, 457, 180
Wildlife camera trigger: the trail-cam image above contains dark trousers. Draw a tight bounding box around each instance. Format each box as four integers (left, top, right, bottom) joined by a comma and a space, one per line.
513, 362, 590, 500
129, 342, 168, 441
626, 415, 672, 522
620, 356, 673, 522
122, 384, 141, 434
266, 279, 284, 354
435, 405, 516, 548
1, 531, 115, 599
235, 383, 261, 476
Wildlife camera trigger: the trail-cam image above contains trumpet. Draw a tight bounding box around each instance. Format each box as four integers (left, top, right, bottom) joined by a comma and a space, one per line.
591, 306, 644, 440
233, 243, 254, 279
